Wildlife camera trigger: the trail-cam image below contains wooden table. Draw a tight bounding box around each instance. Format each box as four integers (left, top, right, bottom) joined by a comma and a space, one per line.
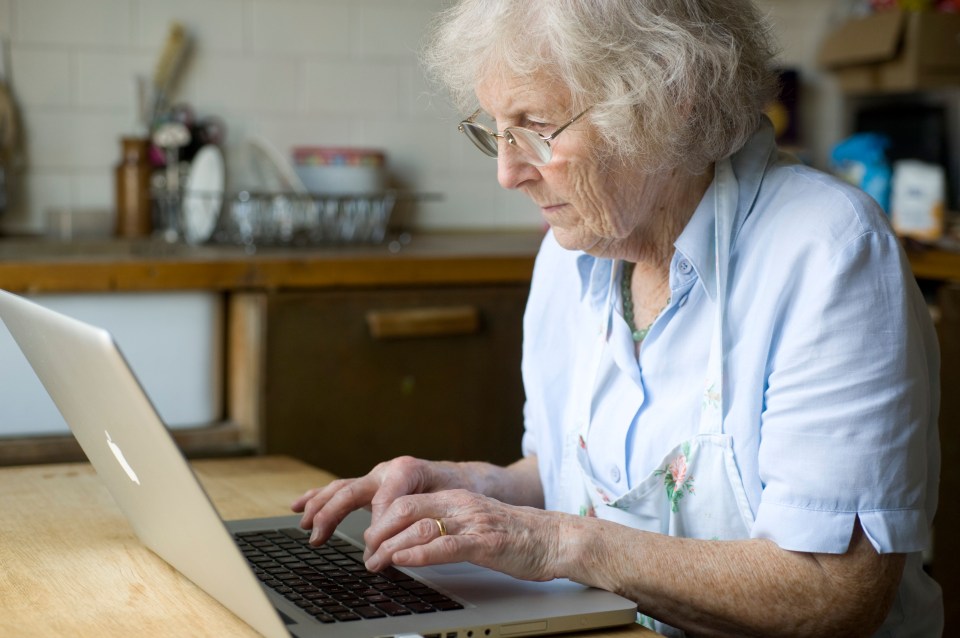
0, 455, 656, 638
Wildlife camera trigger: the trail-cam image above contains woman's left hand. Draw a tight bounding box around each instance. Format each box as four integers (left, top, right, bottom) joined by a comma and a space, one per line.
361, 488, 562, 582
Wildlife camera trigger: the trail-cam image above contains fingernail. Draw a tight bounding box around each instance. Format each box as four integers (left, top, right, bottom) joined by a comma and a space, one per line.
365, 557, 380, 572
310, 528, 320, 544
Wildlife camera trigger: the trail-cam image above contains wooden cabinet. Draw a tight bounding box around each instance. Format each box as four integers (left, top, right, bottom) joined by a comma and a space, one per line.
934, 283, 960, 634
260, 285, 529, 478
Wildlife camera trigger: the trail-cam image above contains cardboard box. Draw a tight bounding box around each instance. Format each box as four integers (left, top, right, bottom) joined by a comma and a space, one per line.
818, 9, 960, 94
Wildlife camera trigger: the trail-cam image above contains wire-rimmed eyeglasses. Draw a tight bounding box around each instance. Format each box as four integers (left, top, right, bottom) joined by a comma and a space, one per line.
457, 107, 591, 167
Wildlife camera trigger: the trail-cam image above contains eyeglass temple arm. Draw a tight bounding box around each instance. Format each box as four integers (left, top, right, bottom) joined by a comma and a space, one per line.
541, 107, 591, 142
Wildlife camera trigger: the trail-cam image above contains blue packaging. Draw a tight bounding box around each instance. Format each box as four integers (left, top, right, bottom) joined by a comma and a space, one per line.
830, 133, 893, 213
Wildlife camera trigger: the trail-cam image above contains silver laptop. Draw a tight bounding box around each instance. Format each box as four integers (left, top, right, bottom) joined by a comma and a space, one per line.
0, 289, 637, 638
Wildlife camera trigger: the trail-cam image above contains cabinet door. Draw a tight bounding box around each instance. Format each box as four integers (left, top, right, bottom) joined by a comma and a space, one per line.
936, 283, 960, 636
263, 286, 528, 478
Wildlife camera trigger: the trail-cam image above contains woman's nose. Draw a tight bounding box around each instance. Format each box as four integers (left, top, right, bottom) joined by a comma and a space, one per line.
496, 141, 539, 190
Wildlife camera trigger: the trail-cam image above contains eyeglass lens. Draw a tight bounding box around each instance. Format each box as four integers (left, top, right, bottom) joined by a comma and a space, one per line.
459, 122, 553, 166
460, 122, 499, 157
505, 128, 553, 165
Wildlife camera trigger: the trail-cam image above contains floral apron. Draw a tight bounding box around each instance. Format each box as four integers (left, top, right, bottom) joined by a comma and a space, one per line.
558, 157, 758, 636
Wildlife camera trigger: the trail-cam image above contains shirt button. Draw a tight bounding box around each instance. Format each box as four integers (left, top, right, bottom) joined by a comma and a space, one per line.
677, 259, 693, 275
609, 465, 621, 483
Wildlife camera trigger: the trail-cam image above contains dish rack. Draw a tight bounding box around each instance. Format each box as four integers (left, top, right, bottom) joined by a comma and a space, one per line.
153, 190, 422, 247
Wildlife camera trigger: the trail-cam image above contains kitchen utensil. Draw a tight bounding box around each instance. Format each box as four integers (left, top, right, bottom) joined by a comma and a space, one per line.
151, 22, 190, 123
152, 121, 192, 241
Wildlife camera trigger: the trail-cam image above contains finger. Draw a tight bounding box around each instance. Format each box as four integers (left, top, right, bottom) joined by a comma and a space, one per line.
305, 478, 382, 543
291, 486, 323, 512
367, 459, 431, 524
365, 517, 459, 572
296, 479, 354, 528
363, 493, 440, 555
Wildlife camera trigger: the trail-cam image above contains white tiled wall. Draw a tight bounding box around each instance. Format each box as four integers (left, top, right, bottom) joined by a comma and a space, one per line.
0, 0, 537, 234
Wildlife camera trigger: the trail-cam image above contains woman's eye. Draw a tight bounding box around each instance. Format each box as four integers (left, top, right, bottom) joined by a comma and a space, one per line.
523, 120, 551, 132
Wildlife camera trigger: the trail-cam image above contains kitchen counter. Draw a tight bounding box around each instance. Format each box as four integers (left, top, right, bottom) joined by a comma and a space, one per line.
1, 232, 958, 295
0, 231, 546, 293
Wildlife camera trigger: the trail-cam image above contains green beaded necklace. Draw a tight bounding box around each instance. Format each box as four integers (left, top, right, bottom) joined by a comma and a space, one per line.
621, 260, 667, 342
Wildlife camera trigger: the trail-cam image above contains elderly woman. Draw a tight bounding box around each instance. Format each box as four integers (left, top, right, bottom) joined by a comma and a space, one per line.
293, 1, 941, 635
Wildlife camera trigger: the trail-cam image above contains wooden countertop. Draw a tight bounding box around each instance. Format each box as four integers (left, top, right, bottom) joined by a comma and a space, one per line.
0, 230, 957, 294
0, 455, 658, 637
0, 231, 545, 293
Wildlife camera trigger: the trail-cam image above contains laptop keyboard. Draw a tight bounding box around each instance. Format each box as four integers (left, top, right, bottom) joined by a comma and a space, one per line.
234, 528, 464, 624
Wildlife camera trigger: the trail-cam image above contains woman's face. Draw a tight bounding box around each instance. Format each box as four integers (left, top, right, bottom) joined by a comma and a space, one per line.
474, 72, 677, 259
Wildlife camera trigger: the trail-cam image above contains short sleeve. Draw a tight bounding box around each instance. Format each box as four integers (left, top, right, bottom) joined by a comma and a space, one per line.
751, 230, 939, 554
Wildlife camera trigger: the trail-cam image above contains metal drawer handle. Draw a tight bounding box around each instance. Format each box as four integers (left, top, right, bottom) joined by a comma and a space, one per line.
365, 305, 480, 339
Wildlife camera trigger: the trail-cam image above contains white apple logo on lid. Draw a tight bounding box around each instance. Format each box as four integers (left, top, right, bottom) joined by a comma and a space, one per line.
105, 431, 141, 486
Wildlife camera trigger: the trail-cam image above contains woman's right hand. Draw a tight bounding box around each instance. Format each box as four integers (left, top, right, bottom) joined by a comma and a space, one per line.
291, 455, 468, 546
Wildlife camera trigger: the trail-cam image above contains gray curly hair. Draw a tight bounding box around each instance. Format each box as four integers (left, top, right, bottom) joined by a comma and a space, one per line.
421, 0, 780, 173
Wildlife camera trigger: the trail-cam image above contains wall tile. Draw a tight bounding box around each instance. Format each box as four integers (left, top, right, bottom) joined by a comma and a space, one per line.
22, 171, 71, 233
359, 117, 451, 188
26, 111, 130, 170
305, 61, 400, 114
9, 48, 70, 106
77, 52, 153, 110
138, 0, 244, 53
71, 171, 112, 210
412, 175, 499, 229
176, 55, 301, 114
15, 0, 131, 47
246, 114, 361, 158
495, 188, 542, 229
353, 5, 436, 61
401, 64, 449, 119
250, 1, 349, 56
0, 1, 11, 39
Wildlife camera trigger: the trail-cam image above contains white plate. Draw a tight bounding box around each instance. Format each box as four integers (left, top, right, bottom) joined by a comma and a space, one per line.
183, 144, 225, 244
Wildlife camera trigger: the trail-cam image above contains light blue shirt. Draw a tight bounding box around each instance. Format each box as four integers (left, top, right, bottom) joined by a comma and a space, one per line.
520, 124, 942, 635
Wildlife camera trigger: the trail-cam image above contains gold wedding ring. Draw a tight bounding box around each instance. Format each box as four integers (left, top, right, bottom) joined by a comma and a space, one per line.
434, 517, 448, 537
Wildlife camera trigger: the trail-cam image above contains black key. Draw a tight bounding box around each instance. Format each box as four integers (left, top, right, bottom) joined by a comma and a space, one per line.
308, 611, 336, 623
405, 603, 437, 614
377, 602, 412, 616
334, 612, 362, 622
434, 601, 464, 611
281, 528, 308, 539
381, 567, 413, 582
304, 591, 330, 601
353, 606, 387, 619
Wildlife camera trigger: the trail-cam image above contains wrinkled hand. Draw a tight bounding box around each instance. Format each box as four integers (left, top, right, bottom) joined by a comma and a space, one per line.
361, 489, 562, 582
291, 456, 467, 546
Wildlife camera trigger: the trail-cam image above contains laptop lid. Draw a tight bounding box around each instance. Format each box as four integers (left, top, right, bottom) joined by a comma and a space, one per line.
0, 289, 638, 638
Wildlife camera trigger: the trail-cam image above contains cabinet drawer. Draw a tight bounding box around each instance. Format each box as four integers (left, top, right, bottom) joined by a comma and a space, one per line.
263, 286, 528, 478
